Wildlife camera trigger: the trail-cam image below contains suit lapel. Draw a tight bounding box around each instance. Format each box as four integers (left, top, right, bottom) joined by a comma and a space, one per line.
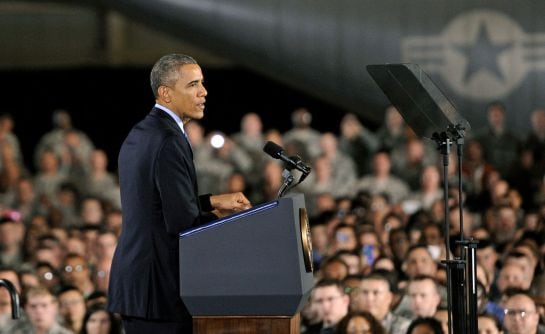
150, 107, 200, 196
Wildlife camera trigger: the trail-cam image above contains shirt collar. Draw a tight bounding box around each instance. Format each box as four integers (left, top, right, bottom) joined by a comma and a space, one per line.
154, 103, 185, 134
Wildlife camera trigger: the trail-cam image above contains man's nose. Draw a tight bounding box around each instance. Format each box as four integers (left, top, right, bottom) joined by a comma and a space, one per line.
200, 85, 207, 96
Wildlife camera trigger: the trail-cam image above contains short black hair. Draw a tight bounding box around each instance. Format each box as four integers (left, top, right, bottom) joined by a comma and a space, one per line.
407, 317, 443, 334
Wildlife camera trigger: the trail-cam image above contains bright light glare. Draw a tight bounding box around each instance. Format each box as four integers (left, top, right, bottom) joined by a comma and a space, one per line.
210, 134, 225, 148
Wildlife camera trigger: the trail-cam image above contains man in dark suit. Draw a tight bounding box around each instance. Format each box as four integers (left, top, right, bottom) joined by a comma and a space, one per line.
108, 54, 251, 333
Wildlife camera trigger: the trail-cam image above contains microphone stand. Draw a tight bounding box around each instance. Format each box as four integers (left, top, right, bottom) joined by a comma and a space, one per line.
432, 124, 476, 334
0, 279, 20, 319
278, 168, 295, 198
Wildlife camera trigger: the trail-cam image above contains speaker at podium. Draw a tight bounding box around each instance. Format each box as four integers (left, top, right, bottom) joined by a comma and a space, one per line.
178, 193, 314, 320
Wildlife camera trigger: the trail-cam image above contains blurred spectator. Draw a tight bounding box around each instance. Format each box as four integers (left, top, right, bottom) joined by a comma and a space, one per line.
375, 106, 408, 153
210, 133, 253, 188
391, 138, 437, 191
185, 121, 216, 194
525, 108, 545, 169
389, 227, 410, 271
54, 182, 80, 228
507, 147, 543, 211
353, 151, 410, 204
488, 205, 519, 252
472, 102, 520, 177
332, 224, 358, 253
305, 279, 350, 334
476, 239, 500, 291
502, 292, 543, 334
404, 245, 438, 279
0, 114, 23, 166
463, 139, 496, 197
33, 149, 68, 204
319, 132, 357, 197
57, 286, 86, 333
232, 112, 267, 188
407, 276, 441, 318
336, 311, 386, 334
402, 165, 443, 214
257, 161, 284, 203
338, 113, 379, 176
351, 272, 410, 334
19, 269, 40, 291
93, 231, 116, 292
0, 211, 25, 268
83, 150, 120, 209
14, 286, 73, 334
35, 262, 61, 292
310, 218, 330, 268
85, 291, 108, 309
337, 251, 362, 276
79, 197, 104, 226
34, 109, 94, 172
65, 237, 86, 258
496, 263, 529, 297
62, 253, 95, 297
104, 209, 122, 237
504, 251, 536, 291
284, 108, 322, 161
478, 313, 503, 334
357, 227, 382, 273
420, 223, 445, 262
320, 256, 349, 281
80, 225, 101, 266
81, 303, 121, 334
406, 317, 443, 334
10, 177, 38, 224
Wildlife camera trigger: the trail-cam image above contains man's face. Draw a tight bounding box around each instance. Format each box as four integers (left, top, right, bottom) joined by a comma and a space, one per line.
25, 295, 58, 330
164, 64, 207, 121
96, 233, 117, 260
477, 246, 498, 279
58, 290, 86, 324
353, 279, 392, 321
408, 279, 440, 317
497, 264, 527, 292
503, 294, 539, 334
373, 153, 391, 176
487, 107, 504, 129
405, 248, 437, 278
504, 256, 534, 289
312, 286, 349, 327
63, 257, 90, 285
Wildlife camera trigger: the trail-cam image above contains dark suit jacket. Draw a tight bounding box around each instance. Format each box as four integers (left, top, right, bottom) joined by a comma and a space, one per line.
108, 107, 215, 322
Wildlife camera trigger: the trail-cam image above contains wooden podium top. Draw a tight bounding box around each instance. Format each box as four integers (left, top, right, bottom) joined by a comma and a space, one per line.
193, 314, 300, 334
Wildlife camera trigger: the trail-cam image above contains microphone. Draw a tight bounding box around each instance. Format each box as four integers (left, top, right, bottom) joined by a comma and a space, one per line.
263, 141, 311, 175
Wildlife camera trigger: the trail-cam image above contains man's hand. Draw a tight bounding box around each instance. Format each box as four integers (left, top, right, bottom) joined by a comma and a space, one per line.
210, 192, 251, 217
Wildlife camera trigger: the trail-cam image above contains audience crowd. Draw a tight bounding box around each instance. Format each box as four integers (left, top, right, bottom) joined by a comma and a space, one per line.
0, 102, 544, 334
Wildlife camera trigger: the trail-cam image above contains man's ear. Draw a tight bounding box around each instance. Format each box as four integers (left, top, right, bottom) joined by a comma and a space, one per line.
157, 86, 171, 103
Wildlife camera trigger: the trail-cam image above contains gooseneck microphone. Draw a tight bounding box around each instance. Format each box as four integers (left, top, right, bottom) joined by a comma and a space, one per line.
263, 141, 311, 174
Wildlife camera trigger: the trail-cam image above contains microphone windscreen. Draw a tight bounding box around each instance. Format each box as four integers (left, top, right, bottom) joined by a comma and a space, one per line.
263, 141, 283, 157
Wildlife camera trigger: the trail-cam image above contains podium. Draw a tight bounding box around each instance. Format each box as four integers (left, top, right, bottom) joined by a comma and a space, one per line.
179, 194, 314, 334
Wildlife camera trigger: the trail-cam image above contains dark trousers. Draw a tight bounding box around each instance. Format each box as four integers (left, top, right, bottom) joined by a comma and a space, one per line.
122, 315, 192, 334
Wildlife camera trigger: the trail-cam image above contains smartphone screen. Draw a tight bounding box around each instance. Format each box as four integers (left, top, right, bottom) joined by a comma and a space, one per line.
362, 245, 375, 266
